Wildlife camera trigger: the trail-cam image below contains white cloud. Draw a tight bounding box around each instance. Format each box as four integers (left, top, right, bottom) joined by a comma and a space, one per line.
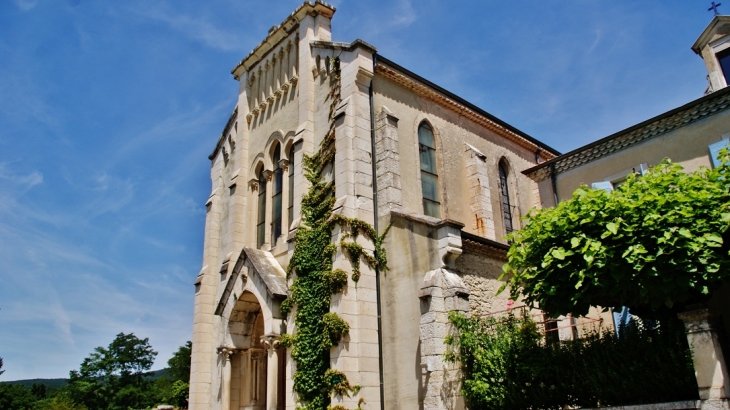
131, 5, 241, 51
0, 164, 43, 190
13, 0, 38, 11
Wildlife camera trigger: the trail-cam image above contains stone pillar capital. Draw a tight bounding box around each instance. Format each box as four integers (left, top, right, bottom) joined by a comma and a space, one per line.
216, 346, 237, 358
262, 170, 274, 181
260, 333, 281, 351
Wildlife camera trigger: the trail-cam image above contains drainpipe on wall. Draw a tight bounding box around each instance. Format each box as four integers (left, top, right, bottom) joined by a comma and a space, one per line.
550, 162, 559, 207
369, 53, 386, 410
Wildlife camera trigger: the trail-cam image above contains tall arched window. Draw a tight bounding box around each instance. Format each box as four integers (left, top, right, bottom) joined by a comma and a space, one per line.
257, 167, 267, 248
418, 122, 441, 218
271, 144, 283, 245
288, 145, 295, 229
498, 161, 514, 234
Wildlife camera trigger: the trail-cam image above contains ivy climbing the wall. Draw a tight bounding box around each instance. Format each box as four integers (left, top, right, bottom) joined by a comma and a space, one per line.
284, 57, 388, 410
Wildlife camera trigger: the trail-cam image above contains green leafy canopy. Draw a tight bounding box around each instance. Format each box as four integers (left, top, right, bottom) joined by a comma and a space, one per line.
502, 155, 730, 317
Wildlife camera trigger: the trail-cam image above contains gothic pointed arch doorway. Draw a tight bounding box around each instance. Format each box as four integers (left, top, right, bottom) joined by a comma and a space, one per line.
215, 247, 288, 410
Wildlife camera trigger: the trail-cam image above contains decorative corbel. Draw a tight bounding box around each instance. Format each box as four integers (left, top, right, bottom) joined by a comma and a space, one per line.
263, 169, 273, 182
282, 83, 290, 92
290, 76, 298, 86
274, 89, 282, 99
246, 113, 253, 125
248, 178, 259, 192
278, 159, 290, 172
312, 66, 319, 79
267, 95, 275, 105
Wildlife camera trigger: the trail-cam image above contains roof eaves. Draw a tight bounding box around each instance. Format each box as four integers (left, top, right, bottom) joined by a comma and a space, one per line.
522, 85, 730, 179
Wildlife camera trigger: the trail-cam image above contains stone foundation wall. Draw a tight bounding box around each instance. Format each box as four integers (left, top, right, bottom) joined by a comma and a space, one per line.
454, 252, 510, 315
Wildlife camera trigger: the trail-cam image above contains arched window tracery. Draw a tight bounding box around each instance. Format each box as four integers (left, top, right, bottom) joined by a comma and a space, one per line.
498, 160, 514, 235
418, 121, 441, 218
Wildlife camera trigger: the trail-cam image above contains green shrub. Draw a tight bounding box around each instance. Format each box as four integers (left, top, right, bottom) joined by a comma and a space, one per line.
446, 311, 697, 409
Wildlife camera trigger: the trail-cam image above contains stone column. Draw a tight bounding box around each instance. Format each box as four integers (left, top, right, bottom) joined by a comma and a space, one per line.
262, 334, 281, 410
218, 347, 235, 410
418, 224, 468, 410
374, 106, 402, 217
464, 143, 495, 240
279, 158, 290, 241
678, 308, 730, 408
263, 170, 273, 250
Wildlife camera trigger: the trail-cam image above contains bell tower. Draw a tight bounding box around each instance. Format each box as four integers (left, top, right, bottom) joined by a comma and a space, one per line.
692, 14, 730, 93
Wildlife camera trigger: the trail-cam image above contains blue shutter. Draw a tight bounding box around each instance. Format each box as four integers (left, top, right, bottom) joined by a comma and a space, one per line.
591, 181, 614, 192
613, 306, 631, 337
709, 139, 730, 168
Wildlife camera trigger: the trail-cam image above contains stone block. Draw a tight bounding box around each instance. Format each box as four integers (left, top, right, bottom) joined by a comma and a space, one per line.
420, 322, 450, 340
359, 328, 379, 344
359, 370, 380, 386
421, 396, 445, 410
359, 342, 380, 358
444, 296, 470, 312
355, 171, 372, 186
359, 356, 380, 373
420, 338, 447, 356
420, 310, 451, 324
356, 287, 377, 302
360, 314, 378, 330
331, 356, 360, 371
355, 184, 373, 199
378, 172, 402, 189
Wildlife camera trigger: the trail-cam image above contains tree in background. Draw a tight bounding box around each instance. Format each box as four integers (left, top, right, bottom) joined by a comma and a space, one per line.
68, 332, 157, 410
167, 341, 191, 383
502, 158, 730, 318
0, 383, 36, 409
161, 341, 191, 409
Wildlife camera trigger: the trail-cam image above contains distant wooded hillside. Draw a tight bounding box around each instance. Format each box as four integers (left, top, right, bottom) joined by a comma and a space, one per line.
1, 368, 170, 388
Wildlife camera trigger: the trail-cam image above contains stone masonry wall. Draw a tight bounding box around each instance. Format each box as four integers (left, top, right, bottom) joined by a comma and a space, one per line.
455, 252, 511, 316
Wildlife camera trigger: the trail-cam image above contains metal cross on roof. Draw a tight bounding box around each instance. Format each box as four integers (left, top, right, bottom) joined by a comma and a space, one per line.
709, 1, 723, 15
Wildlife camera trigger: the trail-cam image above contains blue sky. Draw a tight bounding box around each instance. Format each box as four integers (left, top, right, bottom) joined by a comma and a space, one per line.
0, 0, 716, 380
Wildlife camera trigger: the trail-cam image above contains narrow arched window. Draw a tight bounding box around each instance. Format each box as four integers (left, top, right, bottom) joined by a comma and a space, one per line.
288, 145, 295, 229
499, 161, 514, 234
418, 122, 441, 218
257, 167, 267, 248
272, 145, 283, 245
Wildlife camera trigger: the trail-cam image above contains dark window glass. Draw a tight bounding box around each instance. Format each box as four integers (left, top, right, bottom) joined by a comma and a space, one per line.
418, 123, 440, 218
718, 48, 730, 85
257, 169, 267, 248
272, 145, 283, 245
499, 162, 514, 235
288, 146, 295, 230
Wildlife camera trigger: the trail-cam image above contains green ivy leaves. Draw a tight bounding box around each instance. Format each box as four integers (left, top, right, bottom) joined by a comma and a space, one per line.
283, 57, 379, 410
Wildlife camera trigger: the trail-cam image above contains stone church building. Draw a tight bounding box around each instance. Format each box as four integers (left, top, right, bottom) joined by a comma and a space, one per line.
189, 2, 560, 409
